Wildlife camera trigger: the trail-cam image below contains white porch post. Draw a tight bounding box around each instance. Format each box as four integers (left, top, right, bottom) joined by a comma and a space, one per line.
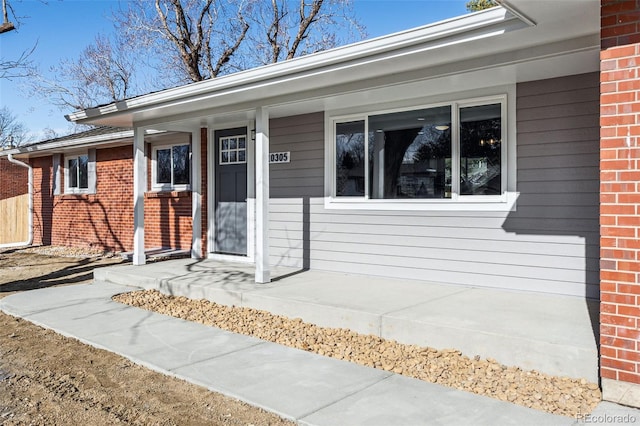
255, 107, 270, 283
191, 128, 202, 258
133, 127, 146, 265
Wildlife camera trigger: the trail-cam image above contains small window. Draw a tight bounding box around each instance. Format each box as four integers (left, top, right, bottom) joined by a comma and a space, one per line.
153, 143, 191, 190
65, 154, 89, 193
219, 135, 247, 165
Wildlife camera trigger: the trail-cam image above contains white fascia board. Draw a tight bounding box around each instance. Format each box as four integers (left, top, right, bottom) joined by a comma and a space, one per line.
67, 7, 524, 125
0, 129, 166, 158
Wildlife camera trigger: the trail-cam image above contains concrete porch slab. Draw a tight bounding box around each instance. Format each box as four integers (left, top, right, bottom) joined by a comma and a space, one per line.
381, 287, 599, 380
95, 259, 600, 382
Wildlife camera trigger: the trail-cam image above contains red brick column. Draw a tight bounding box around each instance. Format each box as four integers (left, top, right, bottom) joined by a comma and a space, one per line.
600, 0, 640, 407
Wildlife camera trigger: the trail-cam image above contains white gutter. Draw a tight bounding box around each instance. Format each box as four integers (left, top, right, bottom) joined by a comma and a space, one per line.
0, 129, 167, 159
66, 7, 524, 124
1, 154, 33, 248
495, 0, 536, 27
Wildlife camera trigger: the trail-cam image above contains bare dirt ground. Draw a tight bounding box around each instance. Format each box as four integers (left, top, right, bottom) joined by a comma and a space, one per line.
0, 246, 292, 426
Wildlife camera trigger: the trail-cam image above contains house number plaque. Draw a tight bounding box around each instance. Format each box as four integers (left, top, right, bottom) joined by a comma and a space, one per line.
269, 152, 290, 163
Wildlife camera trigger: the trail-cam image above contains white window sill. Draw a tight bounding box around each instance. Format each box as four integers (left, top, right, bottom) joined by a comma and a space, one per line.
151, 185, 191, 193
63, 189, 91, 195
323, 192, 518, 211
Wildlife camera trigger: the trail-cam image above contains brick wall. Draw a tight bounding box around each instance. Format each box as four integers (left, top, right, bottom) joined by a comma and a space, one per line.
0, 157, 28, 200
600, 0, 640, 406
29, 143, 195, 253
51, 146, 134, 251
144, 192, 192, 250
31, 156, 54, 246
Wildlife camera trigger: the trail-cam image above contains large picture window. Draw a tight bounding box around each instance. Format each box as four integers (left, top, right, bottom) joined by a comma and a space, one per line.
330, 95, 507, 208
368, 106, 451, 199
153, 143, 191, 190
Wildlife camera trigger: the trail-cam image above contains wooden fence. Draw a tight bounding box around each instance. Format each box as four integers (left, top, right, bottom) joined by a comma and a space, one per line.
0, 194, 28, 245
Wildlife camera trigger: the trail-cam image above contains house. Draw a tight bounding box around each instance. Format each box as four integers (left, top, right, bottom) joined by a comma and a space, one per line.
1, 0, 638, 407
0, 126, 194, 253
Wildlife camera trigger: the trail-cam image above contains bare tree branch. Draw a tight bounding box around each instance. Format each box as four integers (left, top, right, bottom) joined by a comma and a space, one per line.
266, 0, 284, 64
1, 43, 36, 80
286, 0, 323, 60
248, 0, 365, 65
212, 12, 249, 76
0, 107, 29, 147
28, 33, 137, 110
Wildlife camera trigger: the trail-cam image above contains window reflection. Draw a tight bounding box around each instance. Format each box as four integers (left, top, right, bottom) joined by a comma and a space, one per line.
78, 155, 88, 189
157, 148, 171, 184
173, 145, 190, 185
460, 104, 501, 195
368, 106, 451, 199
336, 120, 365, 196
68, 158, 78, 188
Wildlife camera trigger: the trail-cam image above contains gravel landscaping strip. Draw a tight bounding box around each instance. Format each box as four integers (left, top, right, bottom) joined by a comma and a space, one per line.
17, 246, 117, 259
113, 290, 602, 418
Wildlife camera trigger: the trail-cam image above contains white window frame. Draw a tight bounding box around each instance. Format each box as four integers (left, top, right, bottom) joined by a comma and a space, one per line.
325, 92, 517, 211
151, 142, 192, 191
219, 134, 247, 165
64, 153, 90, 194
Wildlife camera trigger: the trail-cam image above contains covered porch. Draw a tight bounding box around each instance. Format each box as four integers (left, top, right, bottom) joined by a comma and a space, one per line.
94, 258, 599, 383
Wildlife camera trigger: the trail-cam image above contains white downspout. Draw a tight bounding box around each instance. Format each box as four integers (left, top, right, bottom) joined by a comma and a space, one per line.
1, 154, 33, 247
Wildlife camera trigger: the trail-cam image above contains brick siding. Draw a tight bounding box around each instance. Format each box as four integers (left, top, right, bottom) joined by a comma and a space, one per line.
29, 143, 194, 252
0, 157, 28, 200
600, 0, 640, 389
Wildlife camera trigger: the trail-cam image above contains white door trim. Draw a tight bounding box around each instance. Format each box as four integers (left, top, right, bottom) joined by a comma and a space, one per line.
207, 121, 255, 263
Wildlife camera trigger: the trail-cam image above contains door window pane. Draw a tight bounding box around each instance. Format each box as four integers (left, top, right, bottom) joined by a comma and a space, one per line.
220, 136, 247, 164
368, 106, 451, 199
336, 120, 365, 196
460, 104, 501, 195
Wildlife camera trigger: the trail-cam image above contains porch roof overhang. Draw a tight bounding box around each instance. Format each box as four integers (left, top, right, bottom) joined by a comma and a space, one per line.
66, 0, 600, 131
0, 129, 170, 159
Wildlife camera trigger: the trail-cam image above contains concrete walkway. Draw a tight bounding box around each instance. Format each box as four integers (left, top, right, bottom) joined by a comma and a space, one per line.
95, 258, 599, 382
1, 281, 639, 425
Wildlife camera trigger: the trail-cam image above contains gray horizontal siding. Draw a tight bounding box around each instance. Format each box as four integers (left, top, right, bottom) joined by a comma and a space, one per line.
268, 73, 600, 298
269, 112, 324, 199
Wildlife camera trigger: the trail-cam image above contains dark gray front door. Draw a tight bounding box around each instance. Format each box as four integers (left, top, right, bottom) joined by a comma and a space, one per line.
214, 128, 247, 255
